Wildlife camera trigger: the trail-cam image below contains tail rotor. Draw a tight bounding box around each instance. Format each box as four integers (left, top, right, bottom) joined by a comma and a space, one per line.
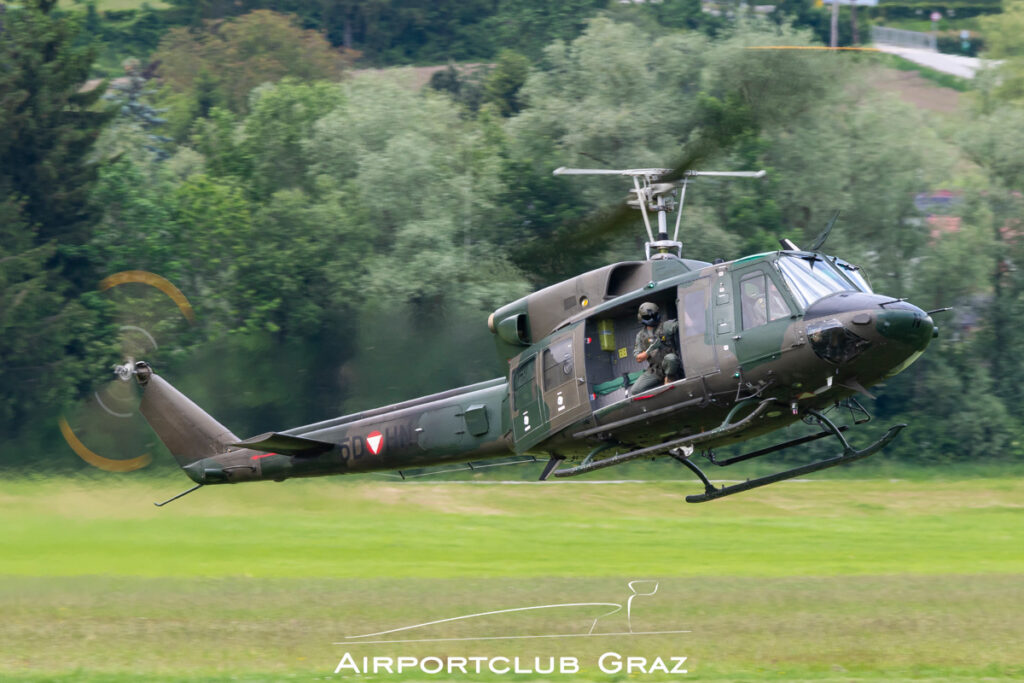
58, 271, 195, 472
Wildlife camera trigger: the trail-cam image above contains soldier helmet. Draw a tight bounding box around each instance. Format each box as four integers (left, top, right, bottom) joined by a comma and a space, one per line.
638, 302, 660, 325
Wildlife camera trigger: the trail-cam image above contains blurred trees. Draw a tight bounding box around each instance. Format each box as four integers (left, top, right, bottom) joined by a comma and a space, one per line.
500, 19, 889, 279
70, 0, 857, 78
152, 10, 352, 137
0, 0, 113, 267
160, 0, 611, 64
979, 0, 1024, 103
482, 51, 530, 117
0, 0, 113, 448
81, 73, 531, 432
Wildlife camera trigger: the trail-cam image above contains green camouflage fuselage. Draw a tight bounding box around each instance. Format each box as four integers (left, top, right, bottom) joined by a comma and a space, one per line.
143, 250, 934, 487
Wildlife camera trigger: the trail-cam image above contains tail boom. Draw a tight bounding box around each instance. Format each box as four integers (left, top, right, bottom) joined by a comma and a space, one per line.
134, 363, 514, 486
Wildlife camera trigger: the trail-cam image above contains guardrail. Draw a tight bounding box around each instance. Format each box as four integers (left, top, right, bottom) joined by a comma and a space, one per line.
872, 26, 937, 51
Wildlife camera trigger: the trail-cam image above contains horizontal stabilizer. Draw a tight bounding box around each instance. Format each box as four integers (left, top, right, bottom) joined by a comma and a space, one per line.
231, 432, 334, 457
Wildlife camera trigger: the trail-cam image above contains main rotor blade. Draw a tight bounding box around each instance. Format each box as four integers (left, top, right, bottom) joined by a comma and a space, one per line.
553, 167, 674, 177
513, 146, 713, 278
808, 210, 841, 252
553, 168, 765, 180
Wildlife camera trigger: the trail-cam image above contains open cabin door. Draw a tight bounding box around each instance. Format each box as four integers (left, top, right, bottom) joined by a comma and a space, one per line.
678, 276, 719, 378
509, 323, 590, 453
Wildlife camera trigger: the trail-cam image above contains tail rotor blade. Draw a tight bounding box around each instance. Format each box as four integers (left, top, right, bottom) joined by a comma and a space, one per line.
58, 271, 197, 473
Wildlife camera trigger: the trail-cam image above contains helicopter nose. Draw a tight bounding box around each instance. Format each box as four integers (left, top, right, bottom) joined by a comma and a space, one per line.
803, 293, 933, 371
876, 302, 934, 353
805, 293, 934, 351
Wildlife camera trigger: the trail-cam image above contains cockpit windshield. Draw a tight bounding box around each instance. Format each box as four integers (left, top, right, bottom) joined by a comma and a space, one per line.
777, 254, 866, 309
835, 259, 872, 293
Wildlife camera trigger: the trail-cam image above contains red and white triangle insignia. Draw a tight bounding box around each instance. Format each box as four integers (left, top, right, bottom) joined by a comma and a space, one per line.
366, 430, 383, 455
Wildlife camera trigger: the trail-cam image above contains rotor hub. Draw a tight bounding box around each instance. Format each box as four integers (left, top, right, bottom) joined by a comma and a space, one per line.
553, 166, 766, 261
113, 360, 136, 382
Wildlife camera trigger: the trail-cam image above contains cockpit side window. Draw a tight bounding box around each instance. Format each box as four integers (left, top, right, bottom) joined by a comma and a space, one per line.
740, 272, 767, 329
740, 271, 791, 330
767, 278, 790, 321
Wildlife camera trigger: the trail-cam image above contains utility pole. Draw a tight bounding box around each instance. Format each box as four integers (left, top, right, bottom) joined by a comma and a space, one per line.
830, 0, 840, 48
851, 0, 859, 45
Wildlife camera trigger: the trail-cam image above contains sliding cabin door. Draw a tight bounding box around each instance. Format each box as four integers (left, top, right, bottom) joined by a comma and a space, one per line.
678, 277, 719, 378
509, 324, 590, 452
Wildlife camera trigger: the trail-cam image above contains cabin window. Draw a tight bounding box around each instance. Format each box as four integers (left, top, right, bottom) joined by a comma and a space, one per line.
512, 356, 536, 410
682, 289, 706, 337
740, 272, 790, 329
542, 336, 574, 390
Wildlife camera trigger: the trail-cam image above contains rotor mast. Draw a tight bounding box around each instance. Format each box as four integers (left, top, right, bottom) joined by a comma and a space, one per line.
553, 167, 766, 261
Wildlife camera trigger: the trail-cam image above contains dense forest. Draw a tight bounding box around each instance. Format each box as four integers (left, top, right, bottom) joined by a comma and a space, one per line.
4, 0, 1024, 472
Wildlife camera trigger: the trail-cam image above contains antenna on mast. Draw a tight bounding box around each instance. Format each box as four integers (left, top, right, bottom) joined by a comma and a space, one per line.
553, 167, 766, 261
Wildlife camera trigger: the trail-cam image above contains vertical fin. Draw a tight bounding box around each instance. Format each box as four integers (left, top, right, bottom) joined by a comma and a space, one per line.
137, 370, 239, 467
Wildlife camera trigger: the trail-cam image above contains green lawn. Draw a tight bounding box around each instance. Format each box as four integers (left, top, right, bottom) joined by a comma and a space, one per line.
2, 477, 1022, 680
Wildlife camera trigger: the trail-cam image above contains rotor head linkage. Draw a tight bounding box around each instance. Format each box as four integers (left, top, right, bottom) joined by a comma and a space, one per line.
553, 167, 766, 261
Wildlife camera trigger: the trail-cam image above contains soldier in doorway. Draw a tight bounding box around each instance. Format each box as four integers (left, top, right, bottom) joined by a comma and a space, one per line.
630, 302, 681, 395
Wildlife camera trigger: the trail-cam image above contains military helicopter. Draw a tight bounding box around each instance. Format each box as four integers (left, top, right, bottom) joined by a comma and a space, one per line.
83, 165, 939, 505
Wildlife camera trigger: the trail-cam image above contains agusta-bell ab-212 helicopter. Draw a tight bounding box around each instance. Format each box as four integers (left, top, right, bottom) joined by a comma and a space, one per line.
111, 166, 940, 505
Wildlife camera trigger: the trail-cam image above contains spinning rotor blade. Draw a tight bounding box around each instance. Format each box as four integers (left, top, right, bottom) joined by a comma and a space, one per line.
99, 271, 195, 324
101, 271, 195, 356
517, 144, 718, 277
59, 415, 151, 472
93, 375, 138, 419
807, 210, 841, 252
59, 271, 196, 472
553, 167, 766, 180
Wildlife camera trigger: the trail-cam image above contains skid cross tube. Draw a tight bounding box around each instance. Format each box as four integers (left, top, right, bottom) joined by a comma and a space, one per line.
683, 409, 906, 503
555, 399, 775, 478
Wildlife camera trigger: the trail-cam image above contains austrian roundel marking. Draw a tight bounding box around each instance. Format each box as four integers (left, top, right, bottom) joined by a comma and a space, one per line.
366, 430, 384, 455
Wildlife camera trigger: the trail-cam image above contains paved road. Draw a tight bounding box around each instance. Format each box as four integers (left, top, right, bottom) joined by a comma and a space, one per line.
874, 44, 1002, 79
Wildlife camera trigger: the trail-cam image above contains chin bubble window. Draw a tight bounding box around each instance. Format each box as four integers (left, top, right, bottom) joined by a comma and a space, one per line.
807, 318, 871, 365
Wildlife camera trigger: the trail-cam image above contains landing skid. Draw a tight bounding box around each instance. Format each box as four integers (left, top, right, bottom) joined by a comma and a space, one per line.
554, 398, 775, 478
703, 424, 849, 467
554, 400, 905, 502
680, 409, 905, 503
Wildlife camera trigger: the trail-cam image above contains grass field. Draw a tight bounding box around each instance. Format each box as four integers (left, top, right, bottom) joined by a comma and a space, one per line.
2, 476, 1022, 681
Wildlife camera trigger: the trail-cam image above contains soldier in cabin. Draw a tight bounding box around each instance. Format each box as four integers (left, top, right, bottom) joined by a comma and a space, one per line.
630, 302, 681, 395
